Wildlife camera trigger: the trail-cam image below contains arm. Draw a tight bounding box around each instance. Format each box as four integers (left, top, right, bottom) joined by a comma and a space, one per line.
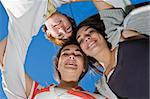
92, 0, 126, 48
1, 36, 34, 98
123, 5, 150, 37
52, 0, 89, 8
121, 30, 141, 40
0, 37, 7, 67
92, 0, 131, 11
1, 35, 33, 98
92, 1, 147, 41
25, 74, 33, 97
1, 38, 33, 98
92, 0, 113, 10
0, 0, 42, 98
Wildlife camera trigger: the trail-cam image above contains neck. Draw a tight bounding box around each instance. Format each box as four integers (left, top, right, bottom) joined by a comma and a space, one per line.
58, 80, 78, 90
95, 48, 117, 76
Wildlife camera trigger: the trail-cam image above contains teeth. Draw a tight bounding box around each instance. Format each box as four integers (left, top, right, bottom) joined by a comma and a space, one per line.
67, 62, 74, 65
68, 63, 74, 65
65, 64, 77, 70
88, 41, 95, 48
66, 62, 76, 66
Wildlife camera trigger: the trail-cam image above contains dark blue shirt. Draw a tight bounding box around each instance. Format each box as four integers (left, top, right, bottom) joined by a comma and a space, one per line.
108, 38, 149, 99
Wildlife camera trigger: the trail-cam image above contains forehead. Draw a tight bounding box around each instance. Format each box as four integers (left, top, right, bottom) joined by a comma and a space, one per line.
61, 44, 81, 52
46, 14, 69, 24
78, 26, 89, 32
76, 26, 91, 38
78, 26, 92, 35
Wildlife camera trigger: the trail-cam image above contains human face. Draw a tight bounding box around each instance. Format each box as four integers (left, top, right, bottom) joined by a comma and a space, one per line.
57, 44, 85, 82
76, 26, 107, 57
45, 12, 72, 40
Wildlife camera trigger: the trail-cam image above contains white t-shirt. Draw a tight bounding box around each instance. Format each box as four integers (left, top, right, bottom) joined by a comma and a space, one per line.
0, 0, 72, 98
28, 82, 105, 99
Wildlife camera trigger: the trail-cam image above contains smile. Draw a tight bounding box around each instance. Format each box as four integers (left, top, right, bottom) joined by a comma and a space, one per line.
65, 62, 77, 69
87, 40, 96, 49
65, 65, 77, 70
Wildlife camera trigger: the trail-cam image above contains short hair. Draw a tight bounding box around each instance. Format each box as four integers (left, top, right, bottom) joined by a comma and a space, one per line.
42, 14, 76, 46
75, 13, 112, 49
54, 41, 88, 82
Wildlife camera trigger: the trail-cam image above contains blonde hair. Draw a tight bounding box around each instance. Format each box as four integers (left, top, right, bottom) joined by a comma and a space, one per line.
42, 13, 76, 46
45, 34, 65, 46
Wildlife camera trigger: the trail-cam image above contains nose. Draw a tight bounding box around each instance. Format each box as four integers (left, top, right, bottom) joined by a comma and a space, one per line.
69, 54, 75, 60
85, 36, 91, 42
58, 28, 66, 35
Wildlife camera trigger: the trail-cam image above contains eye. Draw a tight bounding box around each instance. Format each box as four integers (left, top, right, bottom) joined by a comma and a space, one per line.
89, 29, 95, 34
53, 20, 62, 28
66, 26, 72, 33
75, 54, 82, 57
78, 39, 83, 45
57, 34, 62, 37
57, 34, 65, 40
62, 53, 69, 56
74, 52, 83, 57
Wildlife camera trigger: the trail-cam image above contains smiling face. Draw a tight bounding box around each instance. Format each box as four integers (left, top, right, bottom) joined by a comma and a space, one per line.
57, 44, 86, 82
45, 12, 73, 40
76, 26, 108, 57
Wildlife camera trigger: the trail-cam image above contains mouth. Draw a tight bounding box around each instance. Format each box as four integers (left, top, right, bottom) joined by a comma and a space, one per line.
87, 40, 97, 49
65, 62, 77, 69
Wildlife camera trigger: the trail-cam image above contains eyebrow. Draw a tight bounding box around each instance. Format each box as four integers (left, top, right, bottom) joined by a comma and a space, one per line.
53, 20, 61, 27
62, 48, 81, 52
62, 48, 70, 52
77, 26, 91, 40
76, 49, 81, 52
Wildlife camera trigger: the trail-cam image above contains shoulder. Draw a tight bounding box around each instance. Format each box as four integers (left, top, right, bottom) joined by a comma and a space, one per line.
119, 37, 149, 47
1, 0, 47, 18
29, 81, 54, 99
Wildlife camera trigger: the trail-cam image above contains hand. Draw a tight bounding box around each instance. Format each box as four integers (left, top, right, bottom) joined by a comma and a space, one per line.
92, 0, 113, 10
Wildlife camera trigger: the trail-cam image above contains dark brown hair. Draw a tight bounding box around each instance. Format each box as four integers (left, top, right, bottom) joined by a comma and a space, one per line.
76, 13, 112, 49
75, 14, 112, 65
54, 41, 88, 81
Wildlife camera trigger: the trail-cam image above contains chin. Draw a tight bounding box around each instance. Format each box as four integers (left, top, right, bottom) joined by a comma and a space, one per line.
63, 77, 79, 82
67, 79, 78, 82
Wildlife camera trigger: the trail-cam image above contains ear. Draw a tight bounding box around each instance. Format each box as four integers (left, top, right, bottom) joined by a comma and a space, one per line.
56, 66, 59, 70
56, 62, 59, 70
56, 66, 61, 75
42, 25, 47, 32
82, 68, 85, 72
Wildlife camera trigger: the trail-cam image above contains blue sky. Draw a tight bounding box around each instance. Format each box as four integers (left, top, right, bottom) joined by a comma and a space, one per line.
0, 0, 149, 98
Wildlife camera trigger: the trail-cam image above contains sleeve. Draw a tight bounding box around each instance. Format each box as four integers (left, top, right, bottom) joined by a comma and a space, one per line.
51, 0, 72, 8
104, 0, 131, 11
99, 8, 126, 48
123, 5, 150, 36
0, 0, 48, 98
1, 0, 34, 18
28, 82, 53, 99
95, 76, 118, 99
